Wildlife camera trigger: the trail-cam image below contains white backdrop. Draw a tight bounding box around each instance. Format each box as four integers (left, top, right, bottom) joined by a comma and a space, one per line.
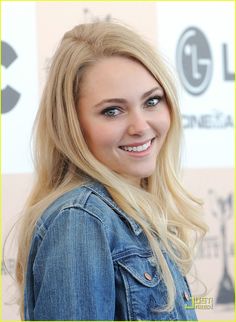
156, 1, 234, 168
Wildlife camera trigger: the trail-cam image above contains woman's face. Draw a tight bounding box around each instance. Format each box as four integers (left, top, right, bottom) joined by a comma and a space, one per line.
78, 56, 170, 186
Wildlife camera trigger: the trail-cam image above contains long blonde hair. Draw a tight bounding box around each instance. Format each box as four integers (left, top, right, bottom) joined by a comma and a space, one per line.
16, 21, 208, 319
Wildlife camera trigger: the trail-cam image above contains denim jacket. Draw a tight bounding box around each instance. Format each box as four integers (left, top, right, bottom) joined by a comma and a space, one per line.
24, 180, 197, 321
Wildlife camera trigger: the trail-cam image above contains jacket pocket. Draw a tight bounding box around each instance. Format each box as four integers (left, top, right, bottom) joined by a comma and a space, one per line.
118, 253, 160, 288
117, 253, 178, 321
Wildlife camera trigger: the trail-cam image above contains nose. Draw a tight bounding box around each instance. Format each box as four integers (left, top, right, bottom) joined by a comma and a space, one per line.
127, 110, 150, 136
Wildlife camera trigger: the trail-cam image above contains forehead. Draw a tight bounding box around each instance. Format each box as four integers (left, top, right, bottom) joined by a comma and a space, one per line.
79, 56, 161, 97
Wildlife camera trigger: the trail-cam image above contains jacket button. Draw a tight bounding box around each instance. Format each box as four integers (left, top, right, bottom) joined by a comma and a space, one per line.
144, 272, 152, 281
183, 291, 190, 301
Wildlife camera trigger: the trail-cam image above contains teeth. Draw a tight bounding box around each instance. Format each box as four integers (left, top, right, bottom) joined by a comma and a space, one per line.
121, 140, 151, 152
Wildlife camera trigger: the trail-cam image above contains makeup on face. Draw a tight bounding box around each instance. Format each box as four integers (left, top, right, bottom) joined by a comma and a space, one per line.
78, 56, 170, 186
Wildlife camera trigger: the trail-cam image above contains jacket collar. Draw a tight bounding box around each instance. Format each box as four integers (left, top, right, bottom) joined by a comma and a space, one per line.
83, 180, 143, 236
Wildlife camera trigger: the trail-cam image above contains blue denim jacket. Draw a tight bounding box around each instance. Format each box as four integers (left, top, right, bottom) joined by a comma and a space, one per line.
24, 181, 197, 320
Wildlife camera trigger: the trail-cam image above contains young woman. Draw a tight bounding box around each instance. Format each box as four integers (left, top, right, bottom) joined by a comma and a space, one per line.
16, 21, 208, 320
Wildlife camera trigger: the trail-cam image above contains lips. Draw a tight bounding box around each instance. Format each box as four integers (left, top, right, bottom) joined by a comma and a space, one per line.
119, 138, 154, 152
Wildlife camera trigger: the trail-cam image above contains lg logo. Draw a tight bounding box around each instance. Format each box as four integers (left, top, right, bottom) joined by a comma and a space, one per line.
176, 27, 234, 96
176, 27, 212, 95
2, 41, 20, 113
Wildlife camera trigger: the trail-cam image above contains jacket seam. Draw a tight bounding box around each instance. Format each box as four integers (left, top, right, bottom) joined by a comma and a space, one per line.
34, 205, 109, 241
84, 186, 143, 236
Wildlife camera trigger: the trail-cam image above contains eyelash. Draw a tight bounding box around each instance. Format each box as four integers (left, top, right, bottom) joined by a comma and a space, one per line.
145, 96, 162, 108
101, 95, 163, 118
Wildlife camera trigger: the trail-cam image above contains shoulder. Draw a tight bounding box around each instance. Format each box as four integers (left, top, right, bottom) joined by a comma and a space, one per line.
34, 180, 141, 240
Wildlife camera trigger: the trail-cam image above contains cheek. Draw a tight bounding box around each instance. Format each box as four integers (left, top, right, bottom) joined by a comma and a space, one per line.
164, 115, 171, 135
82, 122, 119, 152
153, 110, 171, 137
162, 107, 171, 134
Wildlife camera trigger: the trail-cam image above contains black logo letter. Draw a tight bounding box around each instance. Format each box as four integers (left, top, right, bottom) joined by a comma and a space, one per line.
2, 41, 20, 113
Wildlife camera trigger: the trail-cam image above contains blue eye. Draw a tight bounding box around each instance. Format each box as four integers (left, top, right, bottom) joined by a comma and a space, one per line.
145, 96, 161, 107
102, 107, 121, 117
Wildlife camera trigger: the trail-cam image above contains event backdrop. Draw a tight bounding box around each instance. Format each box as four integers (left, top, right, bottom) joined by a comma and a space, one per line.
2, 1, 235, 320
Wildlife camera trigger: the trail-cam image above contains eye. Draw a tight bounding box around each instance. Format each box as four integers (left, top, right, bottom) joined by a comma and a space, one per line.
145, 96, 161, 108
102, 107, 121, 118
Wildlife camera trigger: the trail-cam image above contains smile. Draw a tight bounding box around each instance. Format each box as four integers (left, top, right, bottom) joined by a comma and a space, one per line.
119, 139, 152, 152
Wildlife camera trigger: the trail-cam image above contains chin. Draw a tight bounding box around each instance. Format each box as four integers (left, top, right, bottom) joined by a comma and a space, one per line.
138, 166, 156, 177
128, 170, 156, 180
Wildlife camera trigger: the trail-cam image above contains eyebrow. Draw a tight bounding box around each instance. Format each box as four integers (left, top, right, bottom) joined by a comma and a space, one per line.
93, 86, 163, 108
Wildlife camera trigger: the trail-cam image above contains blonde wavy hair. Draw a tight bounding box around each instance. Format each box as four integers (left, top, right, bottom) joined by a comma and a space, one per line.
16, 21, 208, 319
